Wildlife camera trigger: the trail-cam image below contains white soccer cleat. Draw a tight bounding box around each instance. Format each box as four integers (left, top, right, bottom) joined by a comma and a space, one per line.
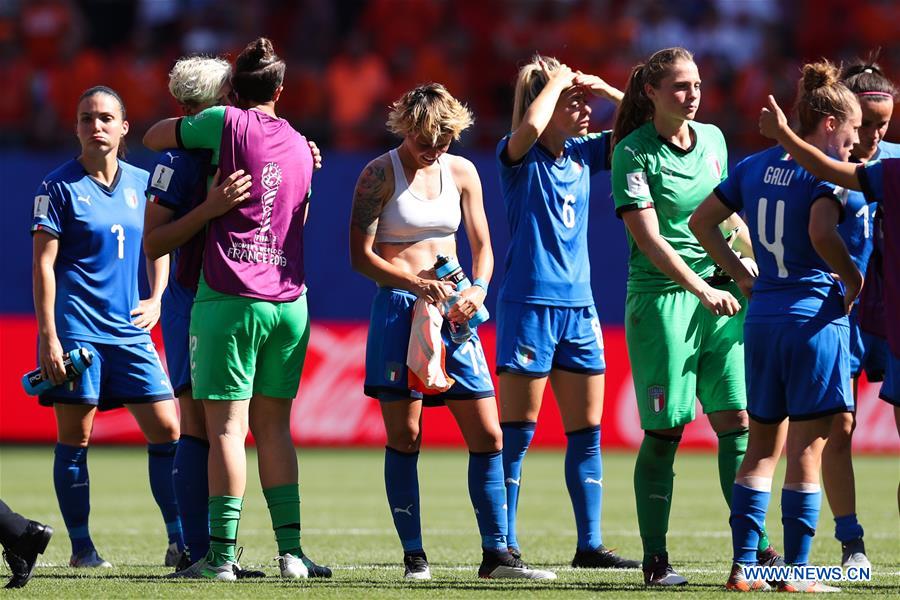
69, 548, 112, 568
276, 553, 309, 579
200, 559, 238, 581
779, 579, 841, 592
841, 539, 871, 570
478, 551, 557, 580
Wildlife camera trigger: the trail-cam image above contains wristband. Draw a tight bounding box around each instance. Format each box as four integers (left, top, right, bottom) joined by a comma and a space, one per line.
472, 278, 489, 293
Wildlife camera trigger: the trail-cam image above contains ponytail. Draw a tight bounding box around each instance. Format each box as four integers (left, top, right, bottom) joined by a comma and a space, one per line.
511, 55, 561, 131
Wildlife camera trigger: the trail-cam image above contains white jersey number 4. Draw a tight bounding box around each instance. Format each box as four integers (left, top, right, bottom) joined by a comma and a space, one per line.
757, 198, 787, 278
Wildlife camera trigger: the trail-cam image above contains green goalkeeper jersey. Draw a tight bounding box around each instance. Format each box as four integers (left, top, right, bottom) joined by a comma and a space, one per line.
611, 121, 728, 293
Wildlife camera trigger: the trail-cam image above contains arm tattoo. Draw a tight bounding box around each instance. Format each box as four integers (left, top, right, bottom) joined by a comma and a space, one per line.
352, 164, 389, 235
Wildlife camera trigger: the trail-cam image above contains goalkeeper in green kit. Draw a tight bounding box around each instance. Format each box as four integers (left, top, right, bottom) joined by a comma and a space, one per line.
610, 47, 780, 586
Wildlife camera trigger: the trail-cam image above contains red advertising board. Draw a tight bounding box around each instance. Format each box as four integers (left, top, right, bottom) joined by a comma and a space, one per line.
1, 316, 898, 452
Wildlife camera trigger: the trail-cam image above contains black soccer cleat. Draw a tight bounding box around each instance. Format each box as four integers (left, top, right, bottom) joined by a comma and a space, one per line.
757, 544, 786, 587
478, 549, 556, 579
174, 551, 192, 573
403, 551, 431, 580
300, 554, 333, 578
507, 546, 522, 560
642, 552, 687, 586
233, 564, 266, 578
572, 546, 641, 569
3, 520, 53, 589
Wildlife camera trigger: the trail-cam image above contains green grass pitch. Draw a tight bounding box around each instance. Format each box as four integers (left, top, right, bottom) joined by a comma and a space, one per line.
0, 446, 897, 598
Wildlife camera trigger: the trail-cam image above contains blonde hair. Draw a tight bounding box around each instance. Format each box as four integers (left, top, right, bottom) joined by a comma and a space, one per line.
168, 56, 232, 108
794, 60, 859, 137
386, 83, 473, 145
511, 55, 561, 131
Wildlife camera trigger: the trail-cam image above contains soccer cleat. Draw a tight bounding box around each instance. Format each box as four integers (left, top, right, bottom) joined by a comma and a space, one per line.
508, 547, 522, 560
725, 562, 771, 591
572, 546, 641, 569
642, 553, 687, 586
778, 579, 841, 592
840, 538, 871, 570
757, 545, 785, 587
300, 554, 333, 578
478, 550, 557, 580
3, 521, 53, 589
166, 558, 208, 579
403, 551, 431, 580
173, 551, 192, 573
201, 559, 238, 581
164, 542, 185, 567
276, 553, 309, 579
69, 547, 112, 568
234, 563, 266, 579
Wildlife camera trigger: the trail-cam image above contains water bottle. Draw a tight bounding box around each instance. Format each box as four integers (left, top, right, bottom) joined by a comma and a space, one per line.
21, 347, 93, 395
434, 255, 490, 344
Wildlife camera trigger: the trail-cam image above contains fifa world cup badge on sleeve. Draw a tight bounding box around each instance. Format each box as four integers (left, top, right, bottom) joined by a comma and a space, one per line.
648, 385, 666, 413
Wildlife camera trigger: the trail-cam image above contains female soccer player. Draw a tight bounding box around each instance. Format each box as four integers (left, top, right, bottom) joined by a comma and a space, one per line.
31, 86, 181, 569
691, 61, 862, 592
350, 83, 554, 581
759, 85, 900, 511
610, 47, 775, 586
143, 38, 323, 581
494, 55, 638, 570
823, 60, 897, 569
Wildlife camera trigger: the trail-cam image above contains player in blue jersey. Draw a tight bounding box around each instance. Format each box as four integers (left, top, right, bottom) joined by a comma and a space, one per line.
820, 59, 898, 570
495, 55, 638, 570
691, 61, 862, 592
31, 86, 181, 569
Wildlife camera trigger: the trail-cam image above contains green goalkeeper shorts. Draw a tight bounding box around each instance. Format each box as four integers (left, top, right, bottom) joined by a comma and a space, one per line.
189, 278, 310, 401
625, 283, 747, 430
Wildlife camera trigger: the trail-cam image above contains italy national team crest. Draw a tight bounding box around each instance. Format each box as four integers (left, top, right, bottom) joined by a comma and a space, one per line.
516, 345, 537, 367
124, 188, 139, 209
648, 385, 666, 413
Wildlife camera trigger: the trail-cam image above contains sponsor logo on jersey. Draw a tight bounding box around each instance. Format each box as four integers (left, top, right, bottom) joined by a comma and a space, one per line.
125, 188, 139, 209
626, 171, 650, 198
833, 186, 849, 206
76, 194, 91, 206
165, 151, 179, 164
34, 195, 50, 218
151, 164, 175, 192
648, 385, 665, 413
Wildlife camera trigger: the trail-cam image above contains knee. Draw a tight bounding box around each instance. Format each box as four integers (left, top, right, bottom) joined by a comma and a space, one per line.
711, 410, 749, 434
824, 413, 855, 454
386, 426, 421, 453
469, 426, 502, 454
57, 431, 90, 448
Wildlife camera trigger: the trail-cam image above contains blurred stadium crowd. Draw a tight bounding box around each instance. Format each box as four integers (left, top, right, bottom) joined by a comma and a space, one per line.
2, 0, 899, 151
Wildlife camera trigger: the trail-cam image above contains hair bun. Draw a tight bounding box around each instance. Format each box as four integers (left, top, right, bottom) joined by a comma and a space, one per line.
237, 37, 276, 70
801, 61, 840, 93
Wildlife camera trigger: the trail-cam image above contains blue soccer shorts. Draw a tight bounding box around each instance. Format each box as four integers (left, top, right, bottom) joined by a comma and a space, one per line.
495, 300, 605, 377
39, 337, 174, 411
880, 351, 900, 407
364, 287, 495, 404
744, 319, 853, 422
848, 308, 888, 381
160, 301, 191, 396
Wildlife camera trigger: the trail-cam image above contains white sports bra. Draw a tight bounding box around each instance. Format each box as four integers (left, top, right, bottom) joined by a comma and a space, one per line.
374, 149, 461, 244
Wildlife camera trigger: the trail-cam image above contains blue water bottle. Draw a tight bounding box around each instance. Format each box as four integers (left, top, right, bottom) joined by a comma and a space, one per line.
22, 347, 93, 395
434, 254, 490, 344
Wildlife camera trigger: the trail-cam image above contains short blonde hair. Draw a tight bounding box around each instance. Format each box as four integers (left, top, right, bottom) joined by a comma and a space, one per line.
386, 83, 473, 145
511, 55, 561, 131
168, 56, 232, 108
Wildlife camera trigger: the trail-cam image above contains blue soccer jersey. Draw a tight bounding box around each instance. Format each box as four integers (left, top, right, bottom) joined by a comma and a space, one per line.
496, 132, 611, 307
715, 146, 849, 324
145, 148, 212, 316
31, 159, 152, 343
839, 141, 900, 274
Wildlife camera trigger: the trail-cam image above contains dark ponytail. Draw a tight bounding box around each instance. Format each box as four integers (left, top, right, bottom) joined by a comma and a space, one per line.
841, 51, 896, 100
232, 37, 286, 104
612, 47, 694, 147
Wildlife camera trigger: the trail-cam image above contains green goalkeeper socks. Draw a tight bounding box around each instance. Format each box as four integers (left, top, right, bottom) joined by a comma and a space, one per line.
634, 432, 679, 562
717, 428, 771, 552
264, 484, 303, 557
207, 495, 243, 566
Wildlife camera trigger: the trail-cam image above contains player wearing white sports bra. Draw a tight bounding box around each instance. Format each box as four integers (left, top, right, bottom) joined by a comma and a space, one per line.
349, 84, 556, 581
